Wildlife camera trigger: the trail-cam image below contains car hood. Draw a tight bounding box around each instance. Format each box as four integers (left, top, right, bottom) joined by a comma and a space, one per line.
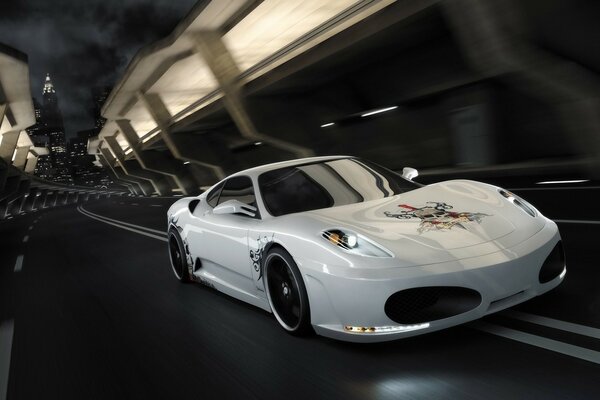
302, 180, 545, 264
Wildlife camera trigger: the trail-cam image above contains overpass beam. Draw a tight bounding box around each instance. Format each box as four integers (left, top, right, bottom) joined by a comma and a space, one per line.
137, 92, 225, 183
95, 154, 138, 196
0, 131, 19, 162
12, 146, 30, 170
193, 31, 314, 158
115, 119, 194, 195
104, 136, 170, 196
24, 155, 38, 174
98, 147, 152, 196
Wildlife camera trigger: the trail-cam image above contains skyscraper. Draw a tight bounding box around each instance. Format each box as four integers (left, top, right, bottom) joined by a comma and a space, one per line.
91, 86, 111, 132
41, 73, 73, 185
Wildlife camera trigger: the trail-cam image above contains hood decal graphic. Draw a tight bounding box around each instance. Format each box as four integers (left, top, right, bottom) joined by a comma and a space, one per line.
384, 202, 490, 234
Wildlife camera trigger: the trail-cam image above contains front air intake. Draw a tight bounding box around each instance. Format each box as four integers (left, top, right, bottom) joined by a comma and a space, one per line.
539, 241, 565, 283
384, 286, 482, 324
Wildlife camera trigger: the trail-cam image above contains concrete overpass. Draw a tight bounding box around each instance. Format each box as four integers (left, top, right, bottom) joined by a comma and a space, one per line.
88, 0, 600, 196
0, 42, 127, 220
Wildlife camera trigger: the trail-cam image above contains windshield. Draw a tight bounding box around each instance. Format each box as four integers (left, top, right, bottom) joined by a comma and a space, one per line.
258, 158, 420, 217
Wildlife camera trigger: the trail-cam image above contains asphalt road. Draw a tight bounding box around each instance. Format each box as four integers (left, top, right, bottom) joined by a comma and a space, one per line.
1, 183, 600, 399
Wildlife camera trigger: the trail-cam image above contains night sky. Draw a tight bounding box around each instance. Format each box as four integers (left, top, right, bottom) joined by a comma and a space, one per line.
0, 0, 198, 137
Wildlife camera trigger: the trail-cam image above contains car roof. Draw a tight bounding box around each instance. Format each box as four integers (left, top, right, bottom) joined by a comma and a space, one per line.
228, 155, 352, 179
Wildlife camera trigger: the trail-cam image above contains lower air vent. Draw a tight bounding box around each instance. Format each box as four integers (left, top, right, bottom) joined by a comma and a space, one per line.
539, 241, 565, 283
385, 286, 482, 324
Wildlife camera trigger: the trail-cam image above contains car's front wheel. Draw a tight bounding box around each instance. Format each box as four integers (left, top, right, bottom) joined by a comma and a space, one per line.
168, 228, 190, 282
264, 247, 312, 336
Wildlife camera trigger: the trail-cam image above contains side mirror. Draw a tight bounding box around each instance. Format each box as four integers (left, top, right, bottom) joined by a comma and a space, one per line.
402, 167, 419, 181
213, 199, 257, 217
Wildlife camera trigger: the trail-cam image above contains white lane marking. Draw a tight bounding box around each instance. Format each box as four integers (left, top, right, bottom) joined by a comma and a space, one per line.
150, 204, 162, 207
27, 226, 32, 231
79, 206, 166, 236
131, 203, 139, 206
13, 255, 24, 272
503, 310, 600, 340
474, 322, 600, 365
22, 235, 29, 243
536, 179, 589, 185
509, 186, 600, 191
77, 207, 167, 242
553, 219, 600, 225
0, 319, 14, 400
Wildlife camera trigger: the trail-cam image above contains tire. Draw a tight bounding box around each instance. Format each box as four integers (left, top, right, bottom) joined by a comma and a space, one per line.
168, 227, 191, 282
264, 247, 312, 336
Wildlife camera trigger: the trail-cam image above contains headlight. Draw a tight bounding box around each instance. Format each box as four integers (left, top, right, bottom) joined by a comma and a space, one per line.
498, 189, 537, 217
322, 229, 392, 257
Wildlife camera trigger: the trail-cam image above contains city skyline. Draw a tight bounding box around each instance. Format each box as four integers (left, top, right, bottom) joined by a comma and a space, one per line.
26, 73, 114, 188
0, 0, 197, 137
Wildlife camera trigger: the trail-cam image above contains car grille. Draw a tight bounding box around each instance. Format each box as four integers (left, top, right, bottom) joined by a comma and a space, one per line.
384, 286, 482, 324
539, 241, 565, 283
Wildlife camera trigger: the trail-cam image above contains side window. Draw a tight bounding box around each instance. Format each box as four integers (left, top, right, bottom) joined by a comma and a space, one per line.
206, 182, 224, 207
217, 176, 257, 208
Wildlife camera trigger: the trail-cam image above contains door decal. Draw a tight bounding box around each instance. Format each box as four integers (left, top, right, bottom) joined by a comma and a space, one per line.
249, 234, 275, 280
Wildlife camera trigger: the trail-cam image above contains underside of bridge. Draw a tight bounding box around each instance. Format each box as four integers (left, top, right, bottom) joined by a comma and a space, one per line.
88, 0, 600, 197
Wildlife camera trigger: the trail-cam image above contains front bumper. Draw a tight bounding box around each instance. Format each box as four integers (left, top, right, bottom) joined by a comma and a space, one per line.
302, 219, 564, 343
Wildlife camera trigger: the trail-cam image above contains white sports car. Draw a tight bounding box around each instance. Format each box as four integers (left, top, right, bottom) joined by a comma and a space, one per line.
166, 156, 565, 342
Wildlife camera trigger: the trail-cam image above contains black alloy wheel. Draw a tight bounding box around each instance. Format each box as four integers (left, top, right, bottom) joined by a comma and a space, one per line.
168, 228, 190, 282
264, 247, 312, 335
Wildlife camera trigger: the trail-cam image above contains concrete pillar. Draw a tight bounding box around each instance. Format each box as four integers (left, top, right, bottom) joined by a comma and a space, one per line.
137, 92, 225, 181
193, 31, 313, 158
43, 191, 56, 208
115, 119, 195, 194
24, 155, 38, 173
21, 188, 38, 212
0, 131, 19, 162
99, 146, 154, 196
4, 179, 30, 218
104, 136, 170, 195
12, 146, 30, 169
99, 148, 152, 196
33, 189, 48, 210
42, 191, 52, 208
97, 153, 140, 195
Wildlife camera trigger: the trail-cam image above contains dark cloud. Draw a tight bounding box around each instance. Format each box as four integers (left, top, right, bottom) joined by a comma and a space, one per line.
0, 0, 198, 137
